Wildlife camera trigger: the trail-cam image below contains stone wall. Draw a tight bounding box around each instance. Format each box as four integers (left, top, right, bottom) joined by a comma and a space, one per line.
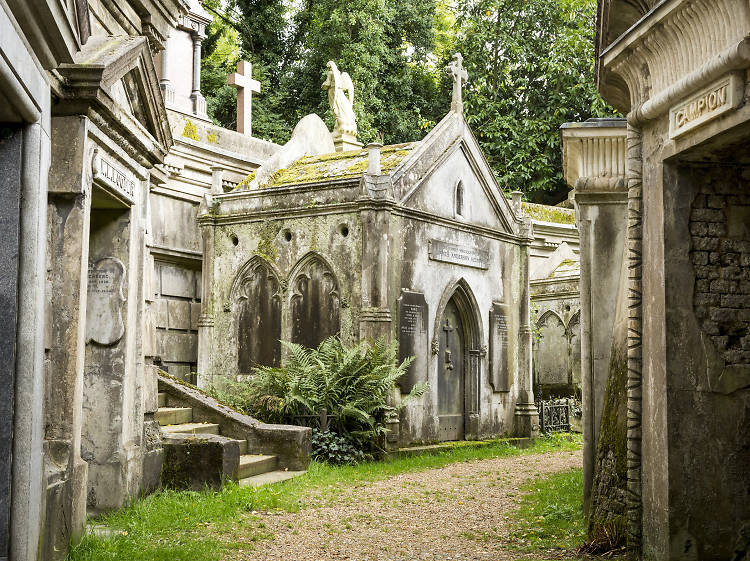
690, 168, 750, 368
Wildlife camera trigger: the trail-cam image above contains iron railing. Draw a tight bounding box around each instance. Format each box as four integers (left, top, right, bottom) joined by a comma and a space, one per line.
537, 400, 571, 433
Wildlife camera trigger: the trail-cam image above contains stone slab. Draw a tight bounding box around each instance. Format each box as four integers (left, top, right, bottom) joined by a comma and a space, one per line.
157, 332, 198, 362
489, 303, 511, 391
190, 302, 201, 330
159, 263, 196, 298
167, 300, 191, 330
397, 290, 428, 393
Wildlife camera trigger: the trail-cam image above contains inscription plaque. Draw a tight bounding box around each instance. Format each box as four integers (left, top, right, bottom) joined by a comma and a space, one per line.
489, 303, 510, 391
92, 150, 136, 204
669, 74, 743, 139
398, 290, 428, 393
429, 239, 489, 269
86, 257, 126, 345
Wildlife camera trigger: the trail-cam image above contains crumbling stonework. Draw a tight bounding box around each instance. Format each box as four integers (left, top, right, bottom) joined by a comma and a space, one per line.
690, 167, 750, 367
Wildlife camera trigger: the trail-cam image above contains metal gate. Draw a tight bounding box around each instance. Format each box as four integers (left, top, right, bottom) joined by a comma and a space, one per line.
537, 400, 571, 433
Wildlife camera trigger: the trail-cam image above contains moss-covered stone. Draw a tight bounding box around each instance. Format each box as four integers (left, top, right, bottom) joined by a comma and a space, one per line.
588, 347, 628, 549
254, 220, 280, 262
523, 202, 576, 225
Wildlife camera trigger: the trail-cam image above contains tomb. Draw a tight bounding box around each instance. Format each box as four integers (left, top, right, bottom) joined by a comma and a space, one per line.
198, 56, 539, 444
523, 201, 581, 398
566, 1, 750, 558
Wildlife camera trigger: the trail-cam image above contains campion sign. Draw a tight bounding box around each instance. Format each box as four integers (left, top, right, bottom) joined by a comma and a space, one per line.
669, 74, 743, 139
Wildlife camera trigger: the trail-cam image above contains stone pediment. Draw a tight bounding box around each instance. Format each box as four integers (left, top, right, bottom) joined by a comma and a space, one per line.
55, 35, 173, 166
394, 112, 519, 236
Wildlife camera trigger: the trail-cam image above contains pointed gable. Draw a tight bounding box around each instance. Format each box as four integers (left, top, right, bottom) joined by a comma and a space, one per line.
392, 112, 520, 236
55, 35, 173, 165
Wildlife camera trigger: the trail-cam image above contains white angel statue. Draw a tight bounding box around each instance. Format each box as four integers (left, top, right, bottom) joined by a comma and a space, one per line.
322, 61, 357, 138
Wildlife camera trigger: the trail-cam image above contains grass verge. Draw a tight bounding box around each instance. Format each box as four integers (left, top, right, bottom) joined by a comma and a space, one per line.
508, 466, 587, 555
68, 433, 581, 561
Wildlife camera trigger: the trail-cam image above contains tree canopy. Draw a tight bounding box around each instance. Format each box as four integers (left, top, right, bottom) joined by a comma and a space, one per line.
200, 0, 614, 203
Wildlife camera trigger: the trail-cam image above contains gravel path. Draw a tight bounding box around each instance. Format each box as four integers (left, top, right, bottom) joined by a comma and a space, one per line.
228, 449, 583, 561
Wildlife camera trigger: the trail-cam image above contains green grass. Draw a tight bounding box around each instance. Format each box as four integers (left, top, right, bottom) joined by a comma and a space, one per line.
68, 433, 581, 561
509, 466, 587, 553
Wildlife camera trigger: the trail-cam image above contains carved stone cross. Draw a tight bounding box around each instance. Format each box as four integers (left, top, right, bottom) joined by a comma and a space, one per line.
446, 52, 468, 113
443, 317, 454, 370
227, 60, 261, 135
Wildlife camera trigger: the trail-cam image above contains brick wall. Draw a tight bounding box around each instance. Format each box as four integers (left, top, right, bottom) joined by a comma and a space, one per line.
690, 166, 750, 365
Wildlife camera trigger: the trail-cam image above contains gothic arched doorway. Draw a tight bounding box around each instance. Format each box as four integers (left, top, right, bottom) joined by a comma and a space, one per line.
438, 297, 466, 440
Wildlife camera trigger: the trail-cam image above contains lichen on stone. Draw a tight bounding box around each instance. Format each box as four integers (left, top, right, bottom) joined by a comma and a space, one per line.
522, 202, 575, 225
182, 120, 200, 141
254, 220, 280, 262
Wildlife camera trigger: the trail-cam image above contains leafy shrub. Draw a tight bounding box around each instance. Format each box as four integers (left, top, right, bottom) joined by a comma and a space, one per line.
311, 430, 368, 465
227, 337, 425, 457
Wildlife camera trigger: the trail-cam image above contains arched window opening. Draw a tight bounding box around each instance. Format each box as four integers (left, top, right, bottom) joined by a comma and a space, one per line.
455, 181, 464, 216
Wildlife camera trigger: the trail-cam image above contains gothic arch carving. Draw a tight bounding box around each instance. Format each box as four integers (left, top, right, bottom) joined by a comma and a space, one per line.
537, 309, 564, 330
432, 278, 483, 353
232, 256, 283, 371
566, 309, 581, 336
288, 252, 340, 349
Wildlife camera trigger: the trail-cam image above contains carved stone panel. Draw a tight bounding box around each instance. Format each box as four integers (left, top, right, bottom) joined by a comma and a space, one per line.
489, 303, 510, 391
86, 257, 126, 345
236, 260, 282, 372
290, 258, 340, 349
397, 290, 428, 393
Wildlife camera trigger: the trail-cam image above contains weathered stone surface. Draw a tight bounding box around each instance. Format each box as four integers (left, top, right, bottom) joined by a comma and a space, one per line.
161, 433, 239, 491
0, 126, 21, 560
85, 257, 126, 345
160, 263, 196, 299
290, 256, 340, 349
167, 299, 191, 330
236, 258, 282, 371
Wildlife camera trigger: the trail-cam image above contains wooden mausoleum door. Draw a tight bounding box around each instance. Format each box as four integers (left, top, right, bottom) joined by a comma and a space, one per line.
438, 298, 465, 440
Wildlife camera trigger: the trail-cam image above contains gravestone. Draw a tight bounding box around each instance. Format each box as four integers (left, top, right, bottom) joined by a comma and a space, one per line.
86, 257, 126, 345
397, 290, 428, 393
236, 261, 282, 371
290, 258, 340, 348
489, 302, 510, 391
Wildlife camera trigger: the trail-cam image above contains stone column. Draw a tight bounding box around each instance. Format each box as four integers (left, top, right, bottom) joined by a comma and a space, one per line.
43, 116, 92, 559
561, 118, 628, 513
513, 218, 539, 437
159, 33, 175, 105
190, 33, 207, 118
196, 206, 215, 388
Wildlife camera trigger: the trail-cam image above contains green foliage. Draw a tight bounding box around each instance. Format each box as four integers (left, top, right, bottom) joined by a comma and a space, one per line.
509, 467, 587, 552
233, 337, 423, 452
200, 0, 449, 145
311, 430, 368, 465
454, 0, 615, 202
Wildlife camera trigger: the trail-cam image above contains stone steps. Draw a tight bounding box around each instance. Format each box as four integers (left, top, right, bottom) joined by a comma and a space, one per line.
155, 406, 192, 425
238, 469, 306, 488
238, 454, 277, 479
155, 397, 296, 487
160, 421, 221, 435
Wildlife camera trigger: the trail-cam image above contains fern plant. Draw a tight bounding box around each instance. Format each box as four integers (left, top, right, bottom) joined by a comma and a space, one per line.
238, 337, 424, 453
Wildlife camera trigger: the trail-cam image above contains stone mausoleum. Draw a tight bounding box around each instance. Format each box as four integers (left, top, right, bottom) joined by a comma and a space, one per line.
198, 57, 539, 444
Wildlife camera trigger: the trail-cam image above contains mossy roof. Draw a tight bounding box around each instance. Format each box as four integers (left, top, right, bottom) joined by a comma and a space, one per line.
521, 202, 576, 225
237, 142, 418, 190
549, 257, 580, 278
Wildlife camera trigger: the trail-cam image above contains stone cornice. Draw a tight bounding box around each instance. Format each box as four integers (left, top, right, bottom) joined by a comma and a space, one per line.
561, 119, 628, 194
599, 0, 750, 116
